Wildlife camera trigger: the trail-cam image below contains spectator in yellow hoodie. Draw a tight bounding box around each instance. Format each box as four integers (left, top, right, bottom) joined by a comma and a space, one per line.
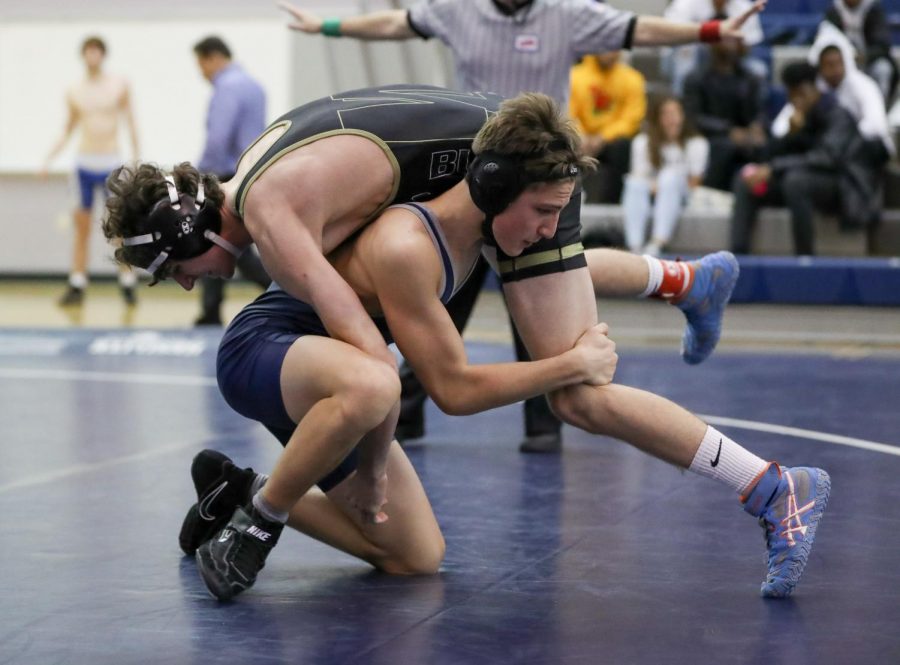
570, 51, 647, 203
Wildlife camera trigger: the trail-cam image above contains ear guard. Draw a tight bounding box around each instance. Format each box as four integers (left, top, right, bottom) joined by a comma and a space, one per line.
467, 140, 580, 218
466, 152, 528, 217
121, 175, 241, 277
467, 144, 581, 244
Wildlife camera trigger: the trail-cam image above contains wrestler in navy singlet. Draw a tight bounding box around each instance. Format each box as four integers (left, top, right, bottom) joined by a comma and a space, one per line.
217, 85, 587, 488
217, 201, 477, 490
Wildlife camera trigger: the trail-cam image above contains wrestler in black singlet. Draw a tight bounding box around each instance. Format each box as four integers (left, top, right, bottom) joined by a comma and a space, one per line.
236, 85, 499, 215
233, 84, 585, 282
217, 85, 586, 488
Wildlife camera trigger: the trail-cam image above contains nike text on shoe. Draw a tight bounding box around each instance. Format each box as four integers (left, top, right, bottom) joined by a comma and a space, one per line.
742, 463, 831, 598
675, 251, 739, 365
195, 504, 284, 601
178, 450, 256, 556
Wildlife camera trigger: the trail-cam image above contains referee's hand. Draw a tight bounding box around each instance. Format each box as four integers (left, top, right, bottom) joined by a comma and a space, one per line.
720, 0, 767, 45
279, 2, 323, 34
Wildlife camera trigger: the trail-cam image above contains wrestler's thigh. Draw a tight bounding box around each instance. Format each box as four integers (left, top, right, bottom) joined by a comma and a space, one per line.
279, 335, 398, 424
503, 266, 599, 360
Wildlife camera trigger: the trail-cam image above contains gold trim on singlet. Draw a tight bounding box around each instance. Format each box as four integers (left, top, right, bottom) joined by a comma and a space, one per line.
235, 128, 401, 220
496, 242, 585, 275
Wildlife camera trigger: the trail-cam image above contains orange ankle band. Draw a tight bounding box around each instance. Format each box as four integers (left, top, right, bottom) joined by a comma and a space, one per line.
656, 260, 695, 301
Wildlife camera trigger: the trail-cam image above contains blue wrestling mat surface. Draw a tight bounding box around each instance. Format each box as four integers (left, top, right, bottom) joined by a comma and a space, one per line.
1, 329, 898, 664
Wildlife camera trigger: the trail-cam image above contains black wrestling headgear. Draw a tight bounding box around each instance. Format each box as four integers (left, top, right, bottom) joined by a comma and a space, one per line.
466, 140, 580, 241
121, 174, 240, 277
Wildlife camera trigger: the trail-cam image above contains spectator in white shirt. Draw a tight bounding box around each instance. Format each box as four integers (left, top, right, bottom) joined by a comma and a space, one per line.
824, 0, 898, 102
622, 95, 709, 255
772, 22, 894, 159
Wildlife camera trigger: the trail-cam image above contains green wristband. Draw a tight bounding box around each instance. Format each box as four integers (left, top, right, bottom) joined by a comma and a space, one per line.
321, 18, 342, 37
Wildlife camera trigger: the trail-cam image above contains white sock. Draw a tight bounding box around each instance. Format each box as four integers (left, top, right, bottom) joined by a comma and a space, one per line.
69, 272, 88, 289
639, 255, 663, 298
688, 426, 769, 494
118, 270, 137, 287
252, 490, 288, 524
250, 473, 268, 497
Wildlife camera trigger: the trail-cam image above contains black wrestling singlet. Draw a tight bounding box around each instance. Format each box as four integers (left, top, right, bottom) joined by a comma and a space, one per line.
235, 85, 504, 217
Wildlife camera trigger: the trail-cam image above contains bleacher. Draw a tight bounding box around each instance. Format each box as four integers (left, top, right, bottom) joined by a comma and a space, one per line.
759, 0, 833, 45
618, 0, 900, 303
576, 203, 900, 305
758, 0, 900, 43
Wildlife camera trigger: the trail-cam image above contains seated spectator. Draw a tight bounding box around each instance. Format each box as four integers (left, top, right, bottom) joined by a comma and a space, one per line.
683, 37, 768, 191
570, 51, 647, 203
731, 62, 882, 256
772, 23, 895, 162
622, 95, 709, 255
663, 0, 766, 94
823, 0, 898, 103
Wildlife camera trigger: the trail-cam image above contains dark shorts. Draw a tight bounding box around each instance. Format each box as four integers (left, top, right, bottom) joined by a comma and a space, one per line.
489, 185, 586, 283
76, 168, 112, 210
216, 290, 362, 492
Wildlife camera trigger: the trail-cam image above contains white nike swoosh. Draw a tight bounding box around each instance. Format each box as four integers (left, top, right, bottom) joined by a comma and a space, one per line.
198, 481, 229, 521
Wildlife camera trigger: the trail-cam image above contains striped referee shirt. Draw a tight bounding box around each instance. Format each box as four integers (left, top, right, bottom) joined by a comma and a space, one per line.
408, 0, 636, 108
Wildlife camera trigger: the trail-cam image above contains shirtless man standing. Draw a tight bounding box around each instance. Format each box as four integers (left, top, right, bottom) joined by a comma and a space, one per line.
43, 36, 140, 306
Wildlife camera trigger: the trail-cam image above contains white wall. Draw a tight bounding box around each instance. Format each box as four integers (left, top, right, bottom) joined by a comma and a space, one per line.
0, 0, 666, 173
0, 19, 290, 275
0, 16, 449, 275
0, 0, 669, 275
0, 20, 290, 173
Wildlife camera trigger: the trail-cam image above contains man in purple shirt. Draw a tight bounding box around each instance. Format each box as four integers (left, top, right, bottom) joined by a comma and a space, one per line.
193, 36, 271, 326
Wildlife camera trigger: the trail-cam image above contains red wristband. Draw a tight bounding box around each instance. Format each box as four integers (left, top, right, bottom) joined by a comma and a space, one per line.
699, 20, 721, 43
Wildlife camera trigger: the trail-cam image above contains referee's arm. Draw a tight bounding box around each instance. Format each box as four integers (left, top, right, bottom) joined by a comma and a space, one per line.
280, 3, 417, 40
632, 0, 766, 46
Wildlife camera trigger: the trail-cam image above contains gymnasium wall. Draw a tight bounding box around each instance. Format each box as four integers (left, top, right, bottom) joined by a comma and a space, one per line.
0, 0, 662, 276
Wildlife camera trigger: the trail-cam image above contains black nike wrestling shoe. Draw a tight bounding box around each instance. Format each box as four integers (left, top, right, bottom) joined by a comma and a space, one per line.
196, 503, 284, 601
178, 449, 258, 556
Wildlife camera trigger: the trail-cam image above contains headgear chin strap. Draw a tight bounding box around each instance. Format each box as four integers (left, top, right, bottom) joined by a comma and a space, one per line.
121, 175, 241, 277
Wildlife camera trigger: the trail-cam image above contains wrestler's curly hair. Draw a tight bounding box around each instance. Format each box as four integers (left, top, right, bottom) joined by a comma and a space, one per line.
102, 162, 225, 269
473, 92, 597, 180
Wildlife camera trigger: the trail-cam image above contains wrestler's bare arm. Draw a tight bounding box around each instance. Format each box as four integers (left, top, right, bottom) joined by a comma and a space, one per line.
242, 142, 398, 367
633, 0, 765, 46
361, 212, 617, 416
280, 4, 414, 40
246, 210, 396, 368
